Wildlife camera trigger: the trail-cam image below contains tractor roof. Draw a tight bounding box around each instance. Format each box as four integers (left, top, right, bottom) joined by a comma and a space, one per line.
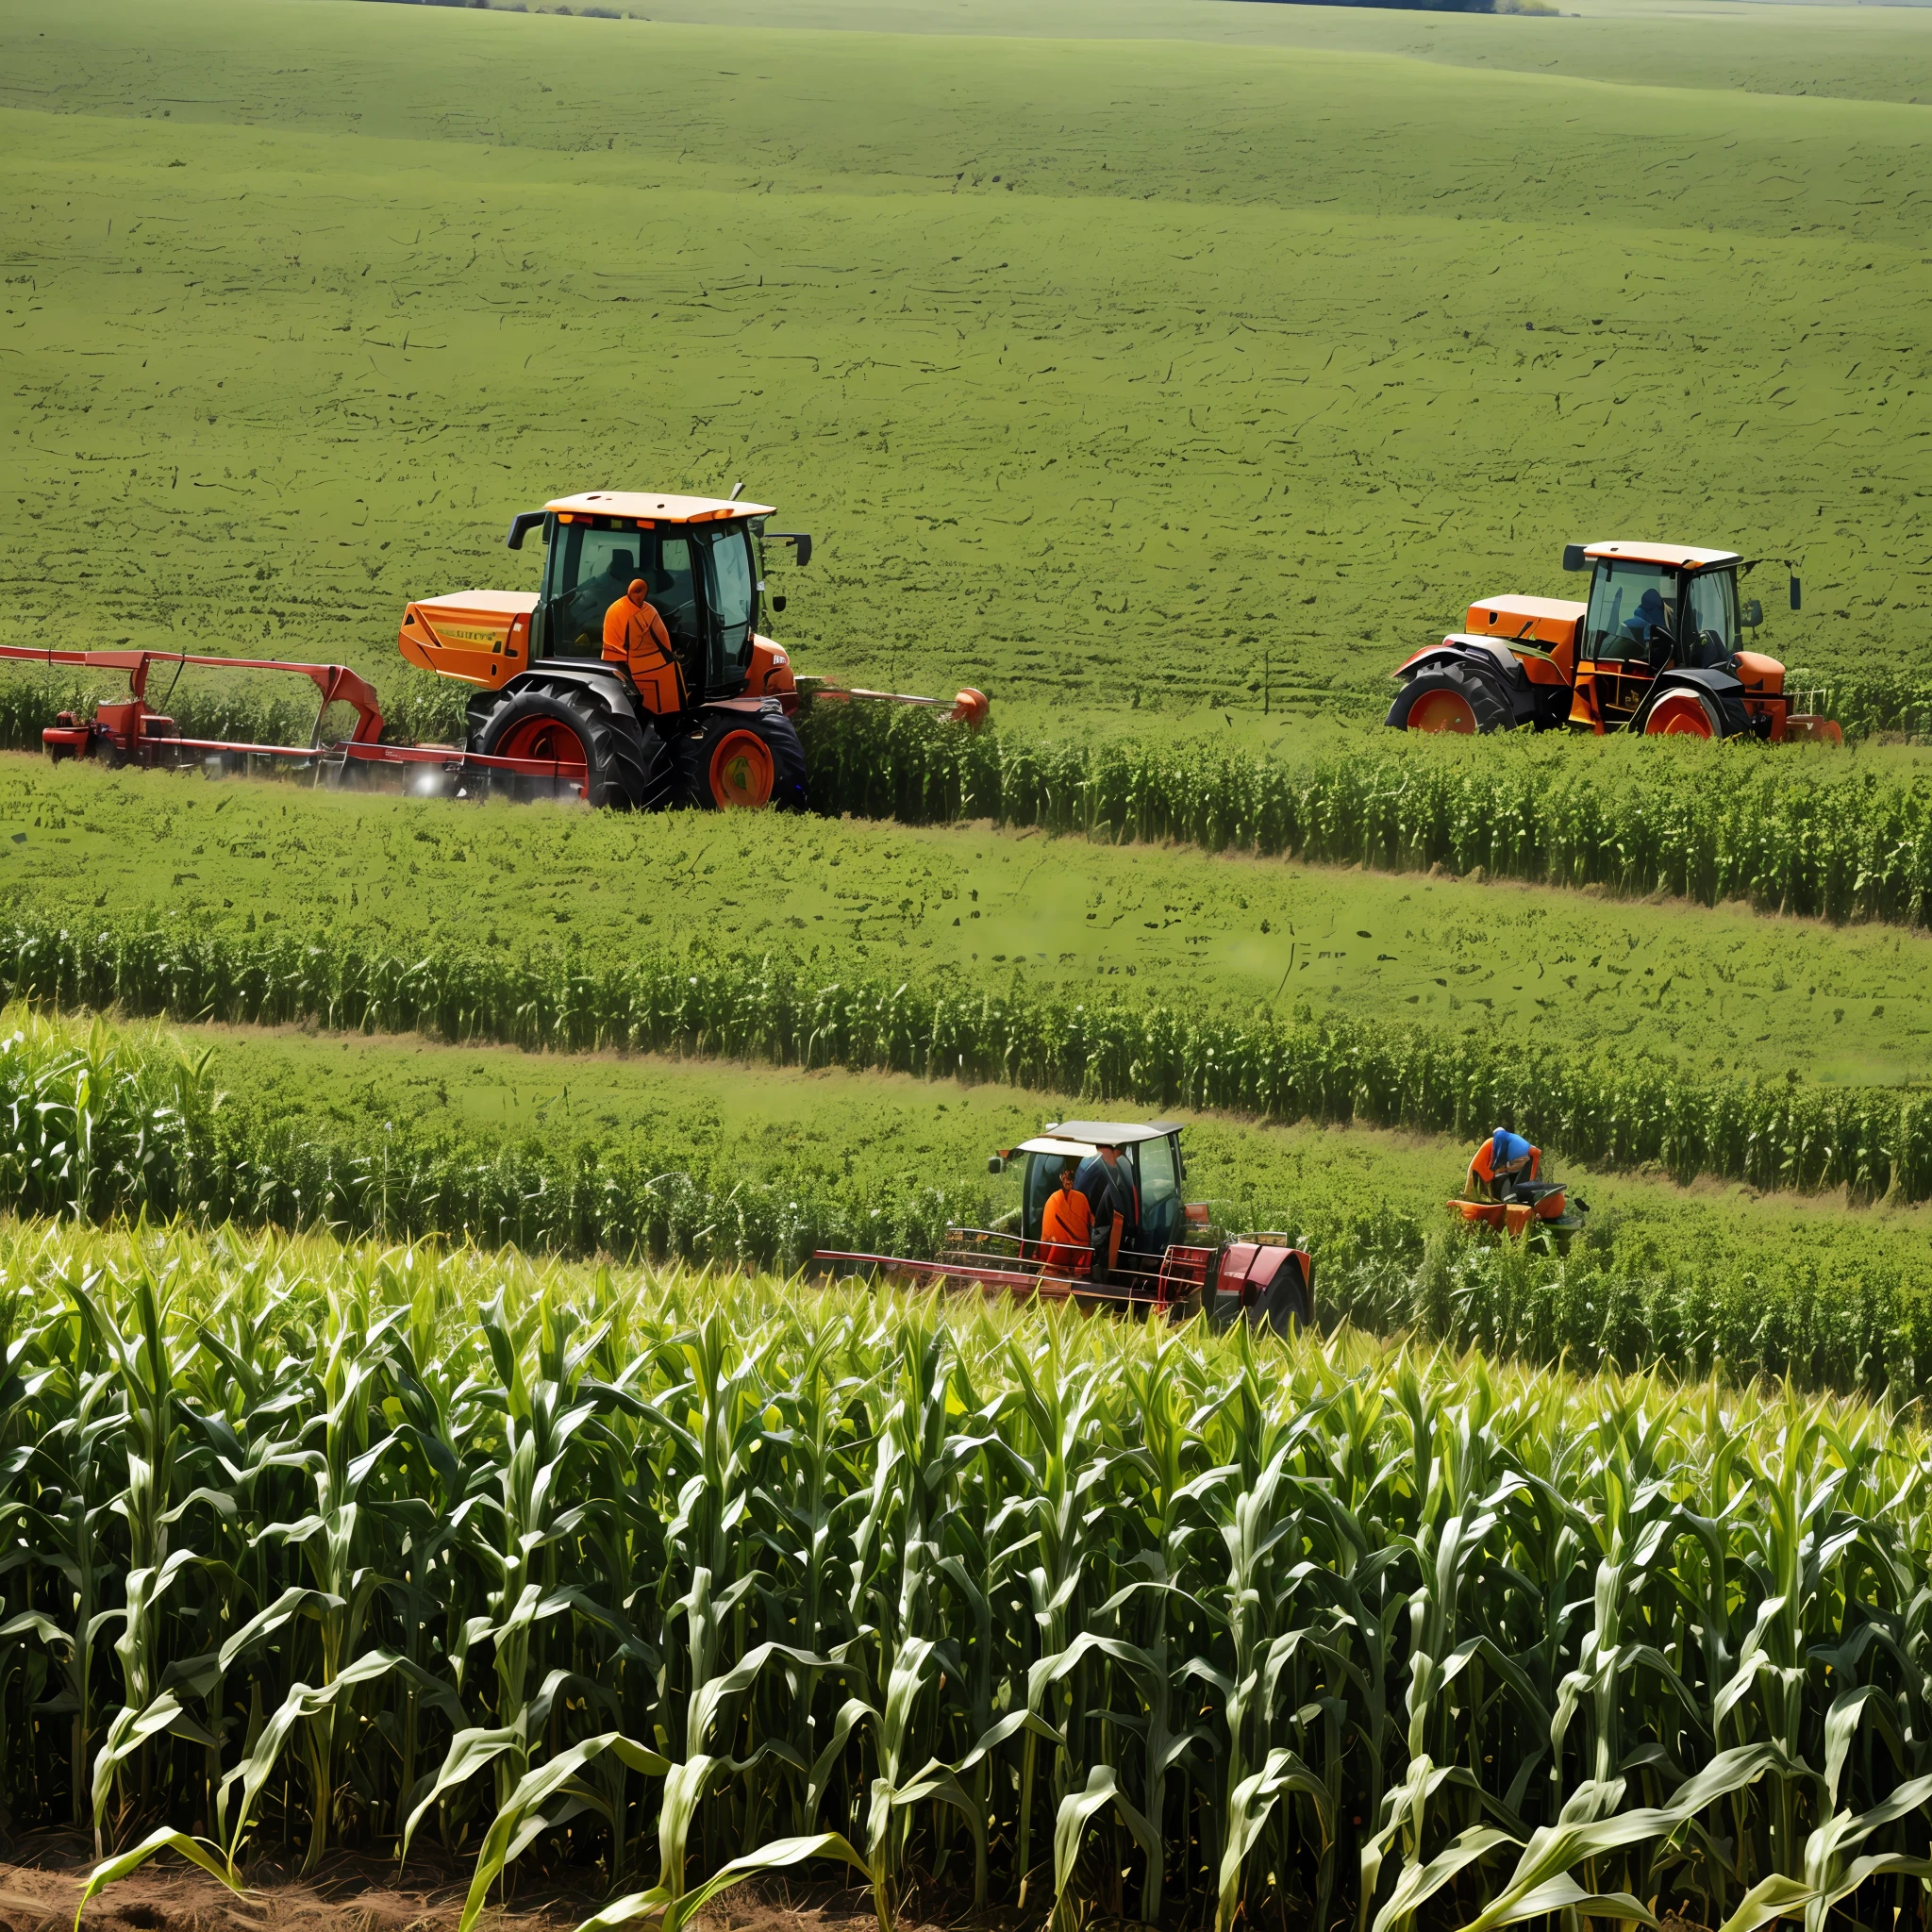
1023, 1121, 1183, 1154
545, 491, 774, 525
1585, 541, 1740, 571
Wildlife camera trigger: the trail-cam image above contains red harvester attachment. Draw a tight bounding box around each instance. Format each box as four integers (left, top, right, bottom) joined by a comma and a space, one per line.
814, 1120, 1314, 1333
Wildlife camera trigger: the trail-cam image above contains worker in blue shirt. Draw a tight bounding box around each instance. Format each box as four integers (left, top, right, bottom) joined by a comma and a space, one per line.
1468, 1126, 1539, 1201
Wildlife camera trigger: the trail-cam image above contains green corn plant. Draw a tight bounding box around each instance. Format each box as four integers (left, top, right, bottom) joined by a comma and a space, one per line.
0, 1216, 1925, 1932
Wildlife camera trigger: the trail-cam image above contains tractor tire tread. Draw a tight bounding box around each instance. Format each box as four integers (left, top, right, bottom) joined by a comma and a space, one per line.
672, 705, 811, 811
474, 681, 662, 810
1387, 661, 1515, 734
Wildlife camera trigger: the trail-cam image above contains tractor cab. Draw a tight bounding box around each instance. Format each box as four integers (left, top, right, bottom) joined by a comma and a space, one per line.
397, 490, 810, 714
991, 1119, 1199, 1254
1561, 541, 1822, 740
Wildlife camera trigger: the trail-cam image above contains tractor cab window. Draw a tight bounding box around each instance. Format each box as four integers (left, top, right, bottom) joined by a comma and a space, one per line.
1024, 1153, 1076, 1242
1681, 569, 1739, 668
1585, 560, 1678, 664
1135, 1134, 1183, 1248
698, 525, 758, 696
544, 521, 700, 668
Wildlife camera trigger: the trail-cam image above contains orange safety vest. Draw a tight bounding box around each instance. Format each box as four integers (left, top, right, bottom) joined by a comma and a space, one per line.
1039, 1186, 1093, 1271
603, 595, 685, 714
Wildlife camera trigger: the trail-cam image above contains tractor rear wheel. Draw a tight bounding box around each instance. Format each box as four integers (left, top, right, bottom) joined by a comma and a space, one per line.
1388, 664, 1512, 735
472, 682, 661, 809
674, 706, 810, 811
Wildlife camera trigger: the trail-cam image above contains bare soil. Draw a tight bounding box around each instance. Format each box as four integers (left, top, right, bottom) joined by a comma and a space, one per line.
0, 1839, 904, 1932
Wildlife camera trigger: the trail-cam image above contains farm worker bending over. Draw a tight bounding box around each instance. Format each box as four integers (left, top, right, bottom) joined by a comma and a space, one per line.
603, 579, 686, 714
1078, 1143, 1139, 1285
1469, 1127, 1540, 1201
1038, 1160, 1093, 1279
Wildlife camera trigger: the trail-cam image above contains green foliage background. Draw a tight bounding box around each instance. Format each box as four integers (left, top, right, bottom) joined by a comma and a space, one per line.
3, 0, 1926, 721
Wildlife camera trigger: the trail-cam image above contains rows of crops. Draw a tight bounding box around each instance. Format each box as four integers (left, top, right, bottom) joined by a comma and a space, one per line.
0, 1012, 981, 1271
9, 675, 1932, 933
8, 913, 1930, 1202
10, 1228, 1932, 1932
10, 1005, 1932, 1392
801, 707, 1932, 929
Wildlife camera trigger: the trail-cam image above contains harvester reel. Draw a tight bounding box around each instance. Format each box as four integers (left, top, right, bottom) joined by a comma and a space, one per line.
1388, 661, 1513, 735
471, 680, 663, 809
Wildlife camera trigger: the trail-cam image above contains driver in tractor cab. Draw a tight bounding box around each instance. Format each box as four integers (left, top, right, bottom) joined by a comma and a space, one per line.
1468, 1126, 1540, 1202
571, 548, 641, 647
1621, 588, 1674, 658
1078, 1142, 1139, 1285
1038, 1159, 1093, 1280
603, 577, 686, 715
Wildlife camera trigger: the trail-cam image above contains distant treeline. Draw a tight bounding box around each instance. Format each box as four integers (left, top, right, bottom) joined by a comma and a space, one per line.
358, 0, 635, 13
1238, 0, 1558, 12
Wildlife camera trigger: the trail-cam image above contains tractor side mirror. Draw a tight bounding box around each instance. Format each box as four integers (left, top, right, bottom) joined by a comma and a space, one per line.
771, 593, 788, 614
1790, 575, 1802, 612
987, 1154, 1006, 1175
506, 510, 545, 552
1561, 543, 1589, 573
1742, 598, 1764, 628
769, 532, 813, 568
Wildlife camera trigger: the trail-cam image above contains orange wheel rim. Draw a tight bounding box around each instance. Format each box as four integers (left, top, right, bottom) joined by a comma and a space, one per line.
1645, 693, 1712, 738
497, 715, 588, 772
1407, 688, 1477, 734
709, 728, 774, 808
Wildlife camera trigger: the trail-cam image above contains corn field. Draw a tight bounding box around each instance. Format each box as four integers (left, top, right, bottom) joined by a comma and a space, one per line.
4, 914, 1929, 1206
12, 671, 1932, 930
3, 1008, 1928, 1393
799, 706, 1932, 930
6, 1225, 1932, 1932
0, 1010, 980, 1274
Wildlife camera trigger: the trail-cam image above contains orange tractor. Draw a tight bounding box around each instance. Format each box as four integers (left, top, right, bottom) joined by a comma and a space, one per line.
401, 489, 987, 809
1388, 540, 1842, 743
814, 1119, 1316, 1334
13, 488, 986, 810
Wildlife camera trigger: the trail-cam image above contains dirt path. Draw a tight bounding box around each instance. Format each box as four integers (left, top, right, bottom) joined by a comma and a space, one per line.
0, 1840, 900, 1932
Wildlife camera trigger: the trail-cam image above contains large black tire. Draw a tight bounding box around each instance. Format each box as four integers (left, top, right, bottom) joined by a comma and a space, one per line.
1386, 662, 1514, 734
671, 704, 811, 812
471, 680, 663, 810
1245, 1255, 1310, 1337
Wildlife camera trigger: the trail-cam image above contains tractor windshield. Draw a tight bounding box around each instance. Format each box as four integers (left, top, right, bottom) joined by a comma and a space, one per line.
544, 519, 700, 667
1584, 559, 1678, 664
1135, 1133, 1184, 1249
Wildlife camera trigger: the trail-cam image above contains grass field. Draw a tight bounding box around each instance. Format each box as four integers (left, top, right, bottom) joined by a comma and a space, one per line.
14, 756, 1932, 1085
3, 0, 1926, 724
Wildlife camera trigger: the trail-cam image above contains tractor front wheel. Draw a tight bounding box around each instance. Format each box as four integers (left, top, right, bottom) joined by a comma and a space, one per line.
1387, 664, 1512, 735
1641, 690, 1722, 739
674, 706, 810, 811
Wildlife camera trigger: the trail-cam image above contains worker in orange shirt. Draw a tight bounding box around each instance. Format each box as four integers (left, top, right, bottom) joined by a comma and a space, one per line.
603, 577, 686, 714
1037, 1159, 1093, 1279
